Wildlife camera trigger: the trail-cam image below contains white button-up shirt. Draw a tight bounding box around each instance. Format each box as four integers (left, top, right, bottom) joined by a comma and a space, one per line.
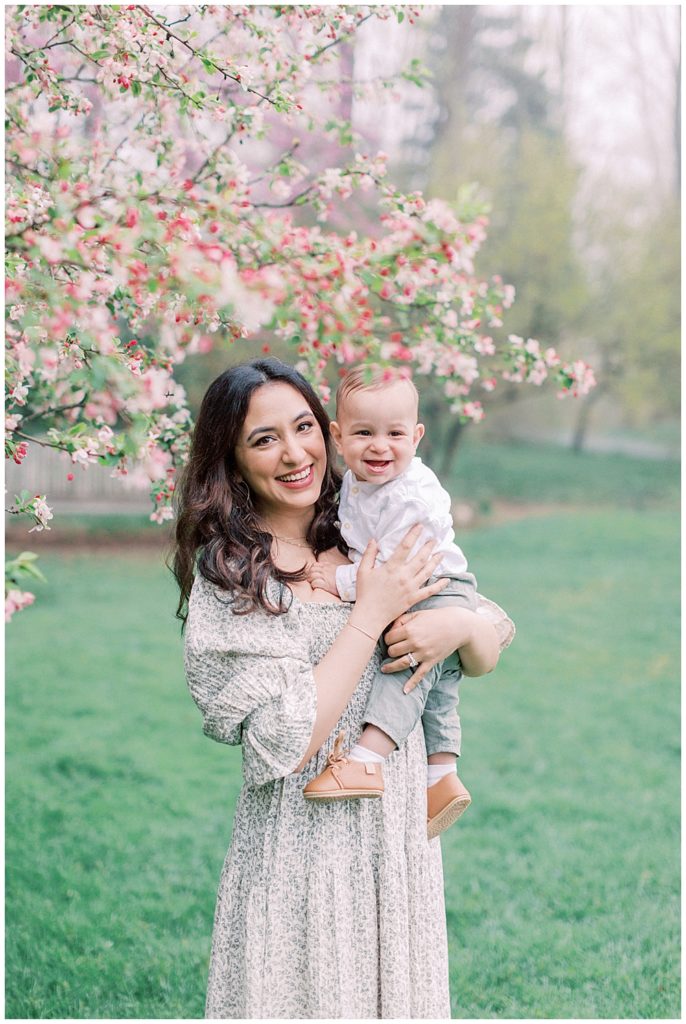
335, 457, 470, 602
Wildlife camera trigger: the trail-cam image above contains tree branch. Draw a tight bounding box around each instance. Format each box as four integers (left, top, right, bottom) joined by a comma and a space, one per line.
13, 431, 73, 453
140, 7, 278, 107
308, 12, 374, 62
19, 399, 89, 425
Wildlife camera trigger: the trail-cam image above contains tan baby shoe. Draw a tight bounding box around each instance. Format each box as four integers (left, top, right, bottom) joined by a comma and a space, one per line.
303, 732, 384, 800
427, 773, 472, 840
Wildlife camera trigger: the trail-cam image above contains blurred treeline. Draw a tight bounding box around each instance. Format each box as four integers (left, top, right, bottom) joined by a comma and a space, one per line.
411, 5, 680, 468
175, 6, 680, 466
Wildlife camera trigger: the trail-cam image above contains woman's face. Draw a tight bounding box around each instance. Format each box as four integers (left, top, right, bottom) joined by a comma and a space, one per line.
234, 382, 328, 519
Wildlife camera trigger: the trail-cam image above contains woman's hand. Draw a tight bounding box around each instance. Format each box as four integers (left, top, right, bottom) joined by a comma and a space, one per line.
383, 606, 500, 691
351, 525, 448, 637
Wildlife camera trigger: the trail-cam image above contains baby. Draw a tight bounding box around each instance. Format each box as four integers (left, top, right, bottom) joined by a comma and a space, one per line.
303, 364, 513, 839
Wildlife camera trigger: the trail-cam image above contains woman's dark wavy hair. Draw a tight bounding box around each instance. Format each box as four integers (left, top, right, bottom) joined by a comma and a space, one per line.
172, 358, 344, 624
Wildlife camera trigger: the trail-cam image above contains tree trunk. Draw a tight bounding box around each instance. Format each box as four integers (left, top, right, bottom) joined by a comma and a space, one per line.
571, 382, 607, 453
438, 418, 467, 477
428, 5, 478, 192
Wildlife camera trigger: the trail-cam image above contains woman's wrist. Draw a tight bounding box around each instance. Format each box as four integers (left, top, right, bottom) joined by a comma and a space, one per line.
348, 609, 385, 641
347, 620, 378, 642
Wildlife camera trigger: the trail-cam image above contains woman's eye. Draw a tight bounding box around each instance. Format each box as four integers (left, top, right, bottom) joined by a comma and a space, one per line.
254, 435, 274, 447
297, 421, 313, 432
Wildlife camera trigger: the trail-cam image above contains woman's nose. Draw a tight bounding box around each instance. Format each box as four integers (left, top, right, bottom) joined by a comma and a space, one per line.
282, 435, 306, 463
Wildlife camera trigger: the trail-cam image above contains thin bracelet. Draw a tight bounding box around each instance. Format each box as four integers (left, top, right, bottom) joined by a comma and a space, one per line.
348, 621, 378, 643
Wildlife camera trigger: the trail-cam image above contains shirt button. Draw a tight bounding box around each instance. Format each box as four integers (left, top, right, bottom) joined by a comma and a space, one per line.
343, 522, 351, 530
352, 486, 359, 495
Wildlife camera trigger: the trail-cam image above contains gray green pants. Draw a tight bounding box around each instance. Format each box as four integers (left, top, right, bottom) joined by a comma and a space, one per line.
362, 573, 478, 757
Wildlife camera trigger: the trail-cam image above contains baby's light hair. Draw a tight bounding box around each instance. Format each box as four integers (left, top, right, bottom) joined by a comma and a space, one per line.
335, 364, 419, 419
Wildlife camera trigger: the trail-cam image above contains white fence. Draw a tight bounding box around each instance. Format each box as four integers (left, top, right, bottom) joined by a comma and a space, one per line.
6, 444, 150, 513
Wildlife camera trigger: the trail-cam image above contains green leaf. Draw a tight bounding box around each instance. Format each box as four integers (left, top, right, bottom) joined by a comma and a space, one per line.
14, 551, 40, 563
131, 79, 142, 97
20, 561, 47, 583
396, 10, 404, 23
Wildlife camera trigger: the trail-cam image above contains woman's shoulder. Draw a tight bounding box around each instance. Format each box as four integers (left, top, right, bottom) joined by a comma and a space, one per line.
190, 571, 288, 607
187, 573, 300, 650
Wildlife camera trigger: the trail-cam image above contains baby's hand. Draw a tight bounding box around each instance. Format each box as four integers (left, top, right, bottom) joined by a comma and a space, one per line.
307, 560, 340, 597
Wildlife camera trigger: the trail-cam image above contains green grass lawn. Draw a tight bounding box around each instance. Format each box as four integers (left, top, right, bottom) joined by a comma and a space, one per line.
5, 503, 679, 1018
443, 435, 680, 509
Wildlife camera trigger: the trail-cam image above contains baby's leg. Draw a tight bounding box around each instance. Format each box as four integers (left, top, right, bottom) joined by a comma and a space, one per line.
356, 577, 474, 763
302, 662, 442, 801
423, 664, 471, 837
351, 660, 441, 762
423, 663, 462, 766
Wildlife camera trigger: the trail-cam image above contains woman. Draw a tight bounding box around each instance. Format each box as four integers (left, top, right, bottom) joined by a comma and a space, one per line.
173, 358, 507, 1019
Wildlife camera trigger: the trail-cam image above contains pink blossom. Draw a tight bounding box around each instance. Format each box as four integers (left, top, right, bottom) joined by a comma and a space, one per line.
474, 335, 495, 356
10, 384, 29, 406
37, 236, 63, 263
5, 589, 35, 623
28, 495, 53, 532
150, 504, 174, 524
461, 401, 484, 423
13, 442, 29, 465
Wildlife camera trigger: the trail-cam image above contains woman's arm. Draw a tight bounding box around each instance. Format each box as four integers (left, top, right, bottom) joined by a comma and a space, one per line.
295, 528, 448, 769
382, 605, 501, 693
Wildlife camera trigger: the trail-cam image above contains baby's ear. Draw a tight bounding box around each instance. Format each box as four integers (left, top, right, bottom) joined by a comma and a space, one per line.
413, 422, 425, 449
329, 421, 344, 453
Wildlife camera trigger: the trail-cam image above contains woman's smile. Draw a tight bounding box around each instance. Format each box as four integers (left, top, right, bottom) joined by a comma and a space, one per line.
275, 464, 315, 488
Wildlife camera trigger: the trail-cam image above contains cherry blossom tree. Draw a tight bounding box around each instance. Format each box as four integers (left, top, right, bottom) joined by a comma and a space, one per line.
5, 4, 595, 619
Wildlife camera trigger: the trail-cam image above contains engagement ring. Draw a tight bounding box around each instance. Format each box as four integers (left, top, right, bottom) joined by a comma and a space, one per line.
407, 652, 419, 669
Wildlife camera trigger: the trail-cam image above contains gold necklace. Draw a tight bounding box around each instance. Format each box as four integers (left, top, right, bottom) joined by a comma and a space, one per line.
273, 534, 311, 550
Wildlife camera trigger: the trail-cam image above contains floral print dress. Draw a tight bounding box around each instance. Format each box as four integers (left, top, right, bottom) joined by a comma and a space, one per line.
185, 573, 513, 1019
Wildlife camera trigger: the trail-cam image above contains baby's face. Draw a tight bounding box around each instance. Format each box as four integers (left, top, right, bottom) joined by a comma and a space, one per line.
331, 381, 424, 484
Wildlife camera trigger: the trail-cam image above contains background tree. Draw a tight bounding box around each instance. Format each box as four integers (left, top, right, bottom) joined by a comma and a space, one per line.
5, 4, 594, 618
387, 6, 590, 472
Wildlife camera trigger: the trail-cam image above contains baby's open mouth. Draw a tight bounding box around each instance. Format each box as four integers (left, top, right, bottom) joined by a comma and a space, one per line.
364, 460, 392, 472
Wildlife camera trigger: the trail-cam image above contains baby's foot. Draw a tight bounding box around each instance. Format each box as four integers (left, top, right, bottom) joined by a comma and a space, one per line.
427, 773, 471, 839
303, 731, 384, 800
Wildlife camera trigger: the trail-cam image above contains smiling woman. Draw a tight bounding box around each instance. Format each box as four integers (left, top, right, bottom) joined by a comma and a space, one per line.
234, 385, 327, 519
171, 357, 504, 1019
173, 360, 343, 617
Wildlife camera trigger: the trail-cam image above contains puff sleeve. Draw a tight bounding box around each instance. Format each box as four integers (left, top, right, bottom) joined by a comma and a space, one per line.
184, 575, 317, 786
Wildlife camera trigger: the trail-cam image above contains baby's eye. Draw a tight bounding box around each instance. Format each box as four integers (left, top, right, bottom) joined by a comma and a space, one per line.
355, 430, 371, 436
390, 431, 405, 437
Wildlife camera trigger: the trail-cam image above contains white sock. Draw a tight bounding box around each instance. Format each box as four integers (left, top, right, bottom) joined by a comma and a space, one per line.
348, 744, 386, 764
427, 763, 458, 788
